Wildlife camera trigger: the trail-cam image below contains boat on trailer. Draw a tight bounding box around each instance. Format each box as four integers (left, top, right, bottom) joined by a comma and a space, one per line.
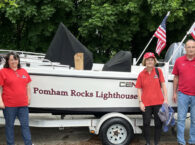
0, 46, 184, 145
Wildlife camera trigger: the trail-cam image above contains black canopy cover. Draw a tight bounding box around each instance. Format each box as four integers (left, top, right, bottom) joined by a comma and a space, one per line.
102, 51, 132, 72
45, 23, 93, 70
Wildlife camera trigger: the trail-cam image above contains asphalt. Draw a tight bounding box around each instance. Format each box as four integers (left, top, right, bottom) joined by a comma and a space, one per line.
0, 113, 191, 145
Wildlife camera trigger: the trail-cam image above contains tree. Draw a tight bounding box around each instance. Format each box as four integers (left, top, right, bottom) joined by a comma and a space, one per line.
133, 0, 195, 58
76, 0, 142, 62
77, 0, 195, 61
0, 0, 17, 8
0, 0, 194, 63
0, 0, 74, 52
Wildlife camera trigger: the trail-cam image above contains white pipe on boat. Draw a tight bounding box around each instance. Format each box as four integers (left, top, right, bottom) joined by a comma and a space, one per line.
168, 21, 195, 64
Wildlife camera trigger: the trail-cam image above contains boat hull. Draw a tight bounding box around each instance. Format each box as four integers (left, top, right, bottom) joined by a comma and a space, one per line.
28, 68, 176, 115
29, 69, 140, 115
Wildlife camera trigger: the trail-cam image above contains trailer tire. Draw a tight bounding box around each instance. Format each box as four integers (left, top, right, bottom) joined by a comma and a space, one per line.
99, 117, 134, 145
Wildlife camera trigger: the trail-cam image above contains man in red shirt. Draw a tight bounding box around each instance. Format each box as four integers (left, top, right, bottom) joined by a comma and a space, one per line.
172, 39, 195, 145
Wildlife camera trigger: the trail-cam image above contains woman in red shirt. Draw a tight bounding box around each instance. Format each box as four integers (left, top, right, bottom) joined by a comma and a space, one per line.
0, 52, 32, 145
136, 52, 168, 145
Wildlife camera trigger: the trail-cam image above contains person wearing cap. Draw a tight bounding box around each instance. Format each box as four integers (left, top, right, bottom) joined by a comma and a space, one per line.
136, 52, 168, 145
172, 39, 195, 145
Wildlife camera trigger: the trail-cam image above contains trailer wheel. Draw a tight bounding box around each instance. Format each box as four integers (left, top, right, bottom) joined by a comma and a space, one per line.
99, 117, 134, 145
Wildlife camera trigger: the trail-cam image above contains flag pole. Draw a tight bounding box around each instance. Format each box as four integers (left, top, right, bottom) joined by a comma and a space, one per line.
135, 35, 154, 64
167, 22, 195, 64
167, 34, 187, 64
187, 22, 195, 35
135, 11, 170, 65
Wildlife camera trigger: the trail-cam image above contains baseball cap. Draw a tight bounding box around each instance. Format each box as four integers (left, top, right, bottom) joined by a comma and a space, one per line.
143, 52, 155, 59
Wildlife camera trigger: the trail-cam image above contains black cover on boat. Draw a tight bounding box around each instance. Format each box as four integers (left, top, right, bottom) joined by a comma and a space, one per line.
45, 23, 93, 70
102, 51, 132, 72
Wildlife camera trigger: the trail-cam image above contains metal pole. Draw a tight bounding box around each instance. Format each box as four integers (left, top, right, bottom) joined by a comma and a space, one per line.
167, 33, 187, 64
135, 35, 154, 65
188, 22, 195, 35
136, 11, 170, 65
167, 21, 194, 64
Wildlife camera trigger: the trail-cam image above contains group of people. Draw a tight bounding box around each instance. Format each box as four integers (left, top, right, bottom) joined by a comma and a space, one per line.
136, 39, 195, 145
0, 39, 194, 145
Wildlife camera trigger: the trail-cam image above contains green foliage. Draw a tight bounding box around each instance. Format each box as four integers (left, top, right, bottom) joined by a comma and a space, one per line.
0, 0, 74, 52
77, 0, 142, 62
0, 0, 194, 62
0, 0, 17, 8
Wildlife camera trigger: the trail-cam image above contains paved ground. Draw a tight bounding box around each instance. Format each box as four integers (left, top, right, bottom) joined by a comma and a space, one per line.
0, 126, 179, 145
0, 113, 191, 145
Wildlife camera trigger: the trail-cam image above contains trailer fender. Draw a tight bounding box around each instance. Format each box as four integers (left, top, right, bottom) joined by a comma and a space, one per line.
95, 112, 135, 135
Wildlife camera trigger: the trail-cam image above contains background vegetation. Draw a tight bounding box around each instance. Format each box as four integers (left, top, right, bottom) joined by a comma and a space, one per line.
0, 0, 194, 63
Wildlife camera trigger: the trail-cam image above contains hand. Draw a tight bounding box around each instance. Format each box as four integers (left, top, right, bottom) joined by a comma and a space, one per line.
28, 98, 31, 106
0, 101, 5, 109
172, 93, 177, 103
164, 98, 168, 104
139, 102, 145, 112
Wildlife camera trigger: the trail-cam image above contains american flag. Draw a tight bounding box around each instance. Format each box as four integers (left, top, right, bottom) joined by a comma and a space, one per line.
189, 22, 195, 40
154, 14, 169, 55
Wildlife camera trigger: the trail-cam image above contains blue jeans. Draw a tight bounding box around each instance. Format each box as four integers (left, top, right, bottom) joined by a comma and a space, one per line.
3, 107, 32, 145
177, 91, 195, 145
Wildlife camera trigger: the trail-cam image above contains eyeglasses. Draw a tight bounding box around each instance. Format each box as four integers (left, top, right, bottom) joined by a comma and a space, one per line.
186, 46, 195, 49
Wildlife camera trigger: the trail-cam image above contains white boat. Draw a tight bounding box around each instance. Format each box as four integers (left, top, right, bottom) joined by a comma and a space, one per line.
0, 23, 184, 116
28, 64, 176, 115
0, 49, 178, 116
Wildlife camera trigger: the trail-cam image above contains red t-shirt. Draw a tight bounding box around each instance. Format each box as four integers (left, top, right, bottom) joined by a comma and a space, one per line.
0, 68, 31, 107
172, 55, 195, 96
136, 68, 165, 106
